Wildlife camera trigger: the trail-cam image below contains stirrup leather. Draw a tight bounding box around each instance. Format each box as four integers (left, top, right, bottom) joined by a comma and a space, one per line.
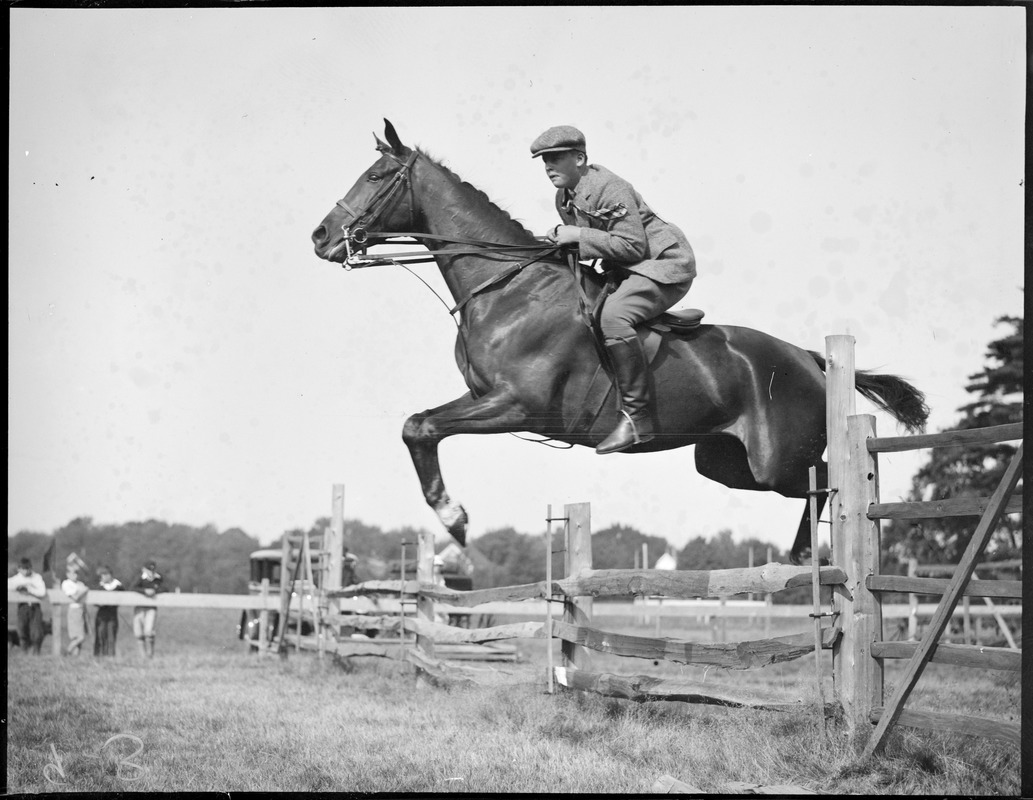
619, 409, 649, 444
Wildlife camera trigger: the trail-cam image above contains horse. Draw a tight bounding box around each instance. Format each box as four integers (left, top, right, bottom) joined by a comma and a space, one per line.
311, 120, 928, 564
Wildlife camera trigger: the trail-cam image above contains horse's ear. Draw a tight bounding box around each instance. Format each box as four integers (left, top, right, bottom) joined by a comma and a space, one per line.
383, 119, 408, 154
373, 132, 391, 153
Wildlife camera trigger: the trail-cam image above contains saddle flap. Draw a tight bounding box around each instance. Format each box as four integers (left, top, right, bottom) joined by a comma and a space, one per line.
648, 307, 705, 334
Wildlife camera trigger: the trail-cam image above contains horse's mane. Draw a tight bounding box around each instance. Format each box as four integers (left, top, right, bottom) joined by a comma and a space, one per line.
417, 147, 538, 242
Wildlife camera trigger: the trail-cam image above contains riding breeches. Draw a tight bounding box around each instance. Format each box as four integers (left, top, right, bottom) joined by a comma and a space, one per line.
599, 272, 693, 340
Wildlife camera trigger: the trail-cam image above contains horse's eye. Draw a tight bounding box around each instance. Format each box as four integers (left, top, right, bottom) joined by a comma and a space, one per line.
368, 173, 381, 183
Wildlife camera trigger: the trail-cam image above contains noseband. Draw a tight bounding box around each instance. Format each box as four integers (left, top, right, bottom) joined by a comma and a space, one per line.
332, 149, 419, 264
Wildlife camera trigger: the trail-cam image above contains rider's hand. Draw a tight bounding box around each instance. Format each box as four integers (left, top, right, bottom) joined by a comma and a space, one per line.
546, 225, 581, 246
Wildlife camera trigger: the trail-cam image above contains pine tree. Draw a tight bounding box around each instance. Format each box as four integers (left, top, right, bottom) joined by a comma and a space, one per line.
884, 315, 1023, 564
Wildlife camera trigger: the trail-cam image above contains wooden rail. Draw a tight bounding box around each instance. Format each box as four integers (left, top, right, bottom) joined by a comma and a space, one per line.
553, 667, 808, 711
870, 707, 1020, 746
867, 421, 1022, 453
548, 620, 840, 669
866, 575, 1021, 600
8, 590, 383, 612
868, 493, 1023, 520
914, 558, 1021, 576
870, 641, 1020, 672
330, 565, 845, 605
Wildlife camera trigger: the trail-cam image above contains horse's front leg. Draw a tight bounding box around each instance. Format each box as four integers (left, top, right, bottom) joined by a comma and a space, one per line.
402, 389, 529, 546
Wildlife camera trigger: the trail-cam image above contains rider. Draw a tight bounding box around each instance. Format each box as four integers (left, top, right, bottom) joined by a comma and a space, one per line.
531, 125, 696, 454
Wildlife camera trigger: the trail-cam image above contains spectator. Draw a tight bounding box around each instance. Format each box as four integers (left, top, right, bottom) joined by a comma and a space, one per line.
131, 560, 164, 659
93, 565, 123, 657
8, 558, 47, 654
60, 567, 90, 656
341, 549, 359, 587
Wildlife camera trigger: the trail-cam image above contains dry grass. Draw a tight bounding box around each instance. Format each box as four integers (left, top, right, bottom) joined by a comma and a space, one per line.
5, 608, 1021, 794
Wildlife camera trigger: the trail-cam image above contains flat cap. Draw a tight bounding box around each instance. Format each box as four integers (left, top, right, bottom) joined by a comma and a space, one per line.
530, 125, 586, 158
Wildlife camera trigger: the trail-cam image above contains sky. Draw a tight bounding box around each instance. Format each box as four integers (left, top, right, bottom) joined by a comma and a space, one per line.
8, 7, 1026, 556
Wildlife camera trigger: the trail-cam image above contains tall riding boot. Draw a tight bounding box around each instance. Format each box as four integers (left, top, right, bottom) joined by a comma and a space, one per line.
146, 637, 155, 658
136, 638, 148, 658
597, 335, 656, 454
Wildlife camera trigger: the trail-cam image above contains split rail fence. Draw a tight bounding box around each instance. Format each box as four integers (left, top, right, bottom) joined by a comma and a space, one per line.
323, 502, 845, 706
824, 335, 1021, 755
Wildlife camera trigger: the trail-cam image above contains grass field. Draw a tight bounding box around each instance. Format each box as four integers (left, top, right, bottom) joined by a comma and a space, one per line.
5, 606, 1021, 794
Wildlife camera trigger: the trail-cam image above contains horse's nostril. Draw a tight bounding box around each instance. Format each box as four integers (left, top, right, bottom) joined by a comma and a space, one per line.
312, 225, 328, 246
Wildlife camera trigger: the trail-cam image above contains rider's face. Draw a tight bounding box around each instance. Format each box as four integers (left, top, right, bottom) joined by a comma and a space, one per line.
542, 151, 584, 190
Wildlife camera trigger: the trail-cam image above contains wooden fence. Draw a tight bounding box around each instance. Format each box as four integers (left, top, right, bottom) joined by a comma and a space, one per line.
824, 335, 1022, 755
322, 502, 845, 707
6, 590, 282, 657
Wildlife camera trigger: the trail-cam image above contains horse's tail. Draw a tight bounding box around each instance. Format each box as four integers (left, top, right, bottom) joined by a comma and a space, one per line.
808, 350, 929, 434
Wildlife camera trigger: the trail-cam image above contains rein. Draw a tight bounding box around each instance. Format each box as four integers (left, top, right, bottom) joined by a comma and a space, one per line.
344, 233, 563, 316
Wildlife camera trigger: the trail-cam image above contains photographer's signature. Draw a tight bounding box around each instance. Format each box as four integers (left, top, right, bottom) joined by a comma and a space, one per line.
44, 734, 147, 785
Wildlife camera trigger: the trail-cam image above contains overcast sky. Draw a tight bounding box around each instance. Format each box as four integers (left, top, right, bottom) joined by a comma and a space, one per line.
8, 7, 1025, 556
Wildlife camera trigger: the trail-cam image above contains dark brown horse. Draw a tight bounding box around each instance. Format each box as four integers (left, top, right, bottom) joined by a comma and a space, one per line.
311, 121, 928, 563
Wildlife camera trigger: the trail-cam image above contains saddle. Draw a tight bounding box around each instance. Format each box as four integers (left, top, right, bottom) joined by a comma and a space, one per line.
645, 307, 705, 335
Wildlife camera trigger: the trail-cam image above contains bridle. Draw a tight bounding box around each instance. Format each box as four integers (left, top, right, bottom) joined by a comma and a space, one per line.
329, 147, 420, 265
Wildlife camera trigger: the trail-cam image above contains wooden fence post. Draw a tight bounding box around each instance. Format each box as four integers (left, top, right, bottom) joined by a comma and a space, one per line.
51, 594, 63, 657
765, 546, 773, 638
258, 577, 270, 651
562, 502, 592, 671
325, 484, 345, 643
416, 527, 436, 660
842, 413, 884, 732
825, 335, 858, 731
908, 558, 919, 641
275, 533, 291, 652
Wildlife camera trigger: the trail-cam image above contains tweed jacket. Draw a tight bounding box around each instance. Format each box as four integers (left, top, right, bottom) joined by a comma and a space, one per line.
555, 164, 695, 285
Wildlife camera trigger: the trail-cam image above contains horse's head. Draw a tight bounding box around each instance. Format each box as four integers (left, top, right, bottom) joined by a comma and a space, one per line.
311, 119, 419, 263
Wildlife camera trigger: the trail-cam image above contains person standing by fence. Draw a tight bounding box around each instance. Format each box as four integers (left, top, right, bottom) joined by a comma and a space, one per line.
8, 557, 47, 654
131, 561, 164, 659
60, 566, 90, 656
94, 565, 123, 657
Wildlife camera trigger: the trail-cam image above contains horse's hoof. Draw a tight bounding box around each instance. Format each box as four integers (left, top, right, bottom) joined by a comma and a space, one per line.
447, 507, 468, 547
436, 500, 468, 546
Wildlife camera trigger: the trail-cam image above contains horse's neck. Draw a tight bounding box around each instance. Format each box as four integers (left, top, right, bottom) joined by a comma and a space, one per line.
416, 163, 546, 305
